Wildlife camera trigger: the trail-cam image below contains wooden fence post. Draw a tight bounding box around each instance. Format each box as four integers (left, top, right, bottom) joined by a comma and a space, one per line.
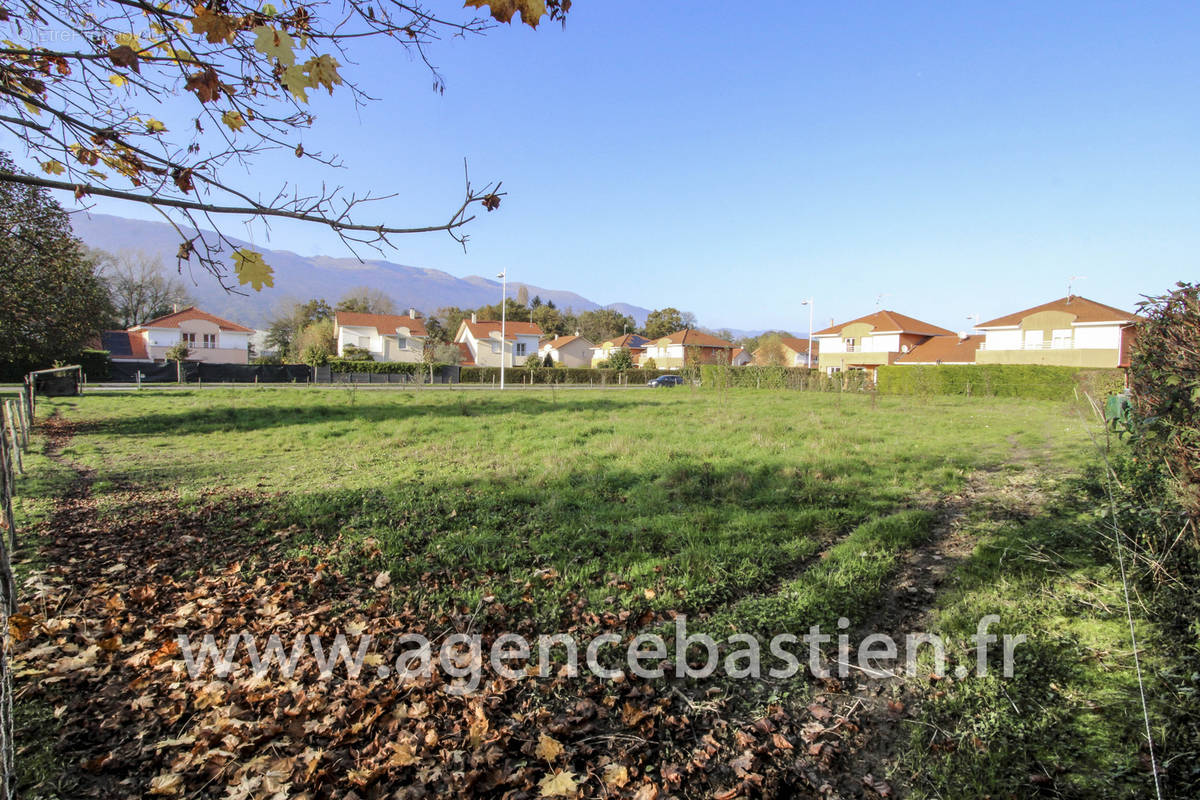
0, 418, 15, 549
3, 402, 22, 476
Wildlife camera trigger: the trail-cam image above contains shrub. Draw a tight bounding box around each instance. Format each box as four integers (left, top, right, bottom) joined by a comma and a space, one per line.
698, 365, 871, 391
607, 348, 634, 370
876, 364, 1125, 401
341, 344, 374, 360
77, 349, 111, 381
1121, 281, 1200, 794
326, 360, 425, 375
457, 367, 671, 385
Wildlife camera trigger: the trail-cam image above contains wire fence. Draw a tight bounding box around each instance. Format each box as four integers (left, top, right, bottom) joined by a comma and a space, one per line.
0, 384, 32, 800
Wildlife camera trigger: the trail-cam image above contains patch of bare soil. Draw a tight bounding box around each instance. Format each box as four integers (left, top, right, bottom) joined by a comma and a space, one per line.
823, 467, 1051, 798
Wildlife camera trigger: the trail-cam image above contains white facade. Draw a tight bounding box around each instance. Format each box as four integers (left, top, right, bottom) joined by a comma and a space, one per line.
457, 326, 542, 367
979, 323, 1124, 352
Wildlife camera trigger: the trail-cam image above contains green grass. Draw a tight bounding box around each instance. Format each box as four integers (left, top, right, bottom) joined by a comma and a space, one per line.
33, 388, 1094, 621
14, 387, 1162, 796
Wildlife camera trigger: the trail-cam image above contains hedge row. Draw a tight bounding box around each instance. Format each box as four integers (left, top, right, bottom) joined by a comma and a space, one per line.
324, 359, 432, 374
876, 364, 1126, 400
458, 366, 672, 384
699, 365, 874, 392
1, 349, 113, 382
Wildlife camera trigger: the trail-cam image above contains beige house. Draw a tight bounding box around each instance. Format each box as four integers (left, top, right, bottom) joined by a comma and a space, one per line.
974, 296, 1137, 368
591, 334, 651, 367
638, 329, 736, 369
334, 310, 427, 362
102, 307, 253, 364
539, 334, 595, 367
813, 310, 954, 378
752, 335, 819, 367
455, 315, 544, 367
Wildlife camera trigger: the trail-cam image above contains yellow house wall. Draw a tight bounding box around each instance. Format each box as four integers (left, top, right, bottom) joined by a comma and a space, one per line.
975, 348, 1119, 367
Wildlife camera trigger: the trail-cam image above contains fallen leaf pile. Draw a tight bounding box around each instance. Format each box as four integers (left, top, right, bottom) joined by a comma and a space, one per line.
11, 417, 895, 798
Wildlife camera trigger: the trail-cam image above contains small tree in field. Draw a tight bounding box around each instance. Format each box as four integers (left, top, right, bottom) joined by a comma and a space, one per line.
607, 348, 634, 371
422, 341, 460, 383
164, 341, 189, 383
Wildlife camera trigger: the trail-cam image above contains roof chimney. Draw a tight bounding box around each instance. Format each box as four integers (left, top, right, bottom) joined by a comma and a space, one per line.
172, 303, 179, 313
471, 312, 477, 324
409, 307, 416, 318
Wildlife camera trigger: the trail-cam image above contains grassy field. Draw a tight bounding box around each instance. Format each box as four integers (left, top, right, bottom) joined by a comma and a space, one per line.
10, 387, 1165, 798
48, 388, 1089, 618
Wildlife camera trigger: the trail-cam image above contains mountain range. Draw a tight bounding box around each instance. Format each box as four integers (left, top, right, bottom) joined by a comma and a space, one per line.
68, 213, 665, 332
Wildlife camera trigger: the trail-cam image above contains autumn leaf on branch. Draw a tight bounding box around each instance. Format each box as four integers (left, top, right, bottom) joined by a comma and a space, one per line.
0, 0, 568, 285
232, 249, 275, 291
465, 0, 549, 28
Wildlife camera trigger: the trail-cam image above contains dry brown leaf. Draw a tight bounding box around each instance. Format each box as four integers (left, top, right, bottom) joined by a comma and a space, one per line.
535, 733, 564, 762
602, 763, 629, 787
538, 769, 578, 797
148, 772, 184, 795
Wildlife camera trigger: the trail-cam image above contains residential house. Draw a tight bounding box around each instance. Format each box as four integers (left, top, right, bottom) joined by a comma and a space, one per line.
334, 310, 427, 363
974, 296, 1137, 368
539, 334, 595, 368
455, 314, 544, 367
731, 347, 752, 366
893, 333, 984, 365
812, 310, 954, 378
638, 329, 736, 369
752, 335, 819, 367
102, 307, 253, 364
591, 334, 651, 368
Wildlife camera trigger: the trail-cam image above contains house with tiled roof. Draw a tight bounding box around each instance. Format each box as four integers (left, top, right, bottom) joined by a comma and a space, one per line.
812, 310, 954, 378
101, 307, 253, 364
539, 333, 595, 368
454, 314, 544, 367
638, 329, 736, 369
731, 347, 752, 366
974, 296, 1137, 368
591, 333, 651, 368
894, 334, 984, 365
334, 310, 427, 363
752, 335, 819, 368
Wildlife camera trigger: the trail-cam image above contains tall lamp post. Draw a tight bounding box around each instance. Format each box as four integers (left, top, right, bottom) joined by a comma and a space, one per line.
497, 270, 507, 390
800, 297, 814, 368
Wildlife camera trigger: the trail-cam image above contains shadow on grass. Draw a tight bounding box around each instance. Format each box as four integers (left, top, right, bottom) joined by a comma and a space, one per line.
84, 451, 954, 632
67, 391, 665, 437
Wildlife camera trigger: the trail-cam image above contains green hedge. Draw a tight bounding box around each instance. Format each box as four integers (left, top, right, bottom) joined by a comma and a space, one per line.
699, 365, 874, 392
78, 349, 112, 381
876, 364, 1125, 400
458, 367, 672, 385
1, 350, 112, 382
326, 360, 442, 375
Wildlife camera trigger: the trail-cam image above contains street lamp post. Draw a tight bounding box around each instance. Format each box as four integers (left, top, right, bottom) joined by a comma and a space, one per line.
800, 297, 814, 368
497, 271, 507, 390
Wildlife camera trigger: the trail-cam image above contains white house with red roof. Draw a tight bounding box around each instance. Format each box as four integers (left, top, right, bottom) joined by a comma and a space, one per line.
637, 329, 737, 369
333, 310, 427, 363
101, 307, 254, 364
454, 314, 544, 367
812, 310, 955, 377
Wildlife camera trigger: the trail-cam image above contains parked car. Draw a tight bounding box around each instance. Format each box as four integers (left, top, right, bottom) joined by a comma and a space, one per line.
647, 374, 685, 387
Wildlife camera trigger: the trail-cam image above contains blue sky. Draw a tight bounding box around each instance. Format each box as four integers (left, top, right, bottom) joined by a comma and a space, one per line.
17, 1, 1200, 332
